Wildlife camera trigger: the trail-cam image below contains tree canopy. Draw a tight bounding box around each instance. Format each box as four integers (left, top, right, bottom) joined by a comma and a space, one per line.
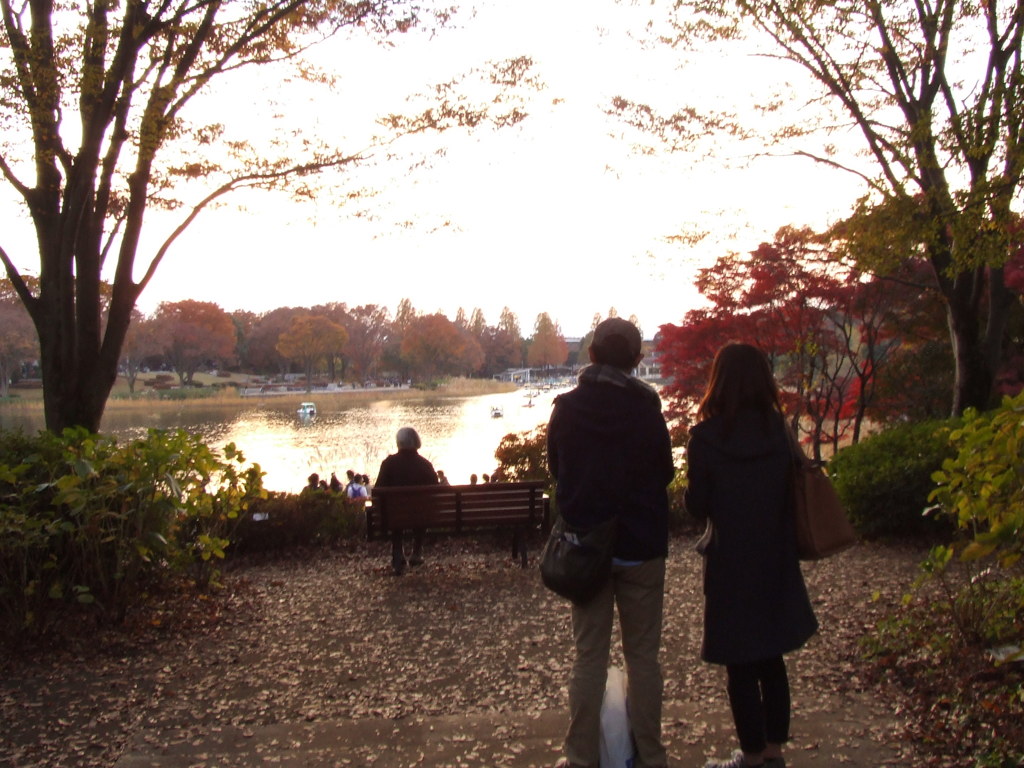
657, 226, 947, 455
527, 312, 567, 368
152, 299, 236, 386
621, 0, 1024, 413
0, 0, 535, 431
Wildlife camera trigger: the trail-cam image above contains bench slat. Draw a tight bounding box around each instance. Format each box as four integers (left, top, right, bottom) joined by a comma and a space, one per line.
366, 482, 550, 566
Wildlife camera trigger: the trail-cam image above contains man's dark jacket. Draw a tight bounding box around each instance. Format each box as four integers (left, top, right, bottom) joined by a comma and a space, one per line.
547, 364, 674, 561
374, 449, 438, 489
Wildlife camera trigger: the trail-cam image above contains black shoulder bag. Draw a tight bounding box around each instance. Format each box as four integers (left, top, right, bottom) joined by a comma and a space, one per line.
539, 515, 617, 606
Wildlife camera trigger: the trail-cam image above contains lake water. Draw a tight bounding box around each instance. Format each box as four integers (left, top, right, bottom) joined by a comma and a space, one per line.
0, 388, 563, 493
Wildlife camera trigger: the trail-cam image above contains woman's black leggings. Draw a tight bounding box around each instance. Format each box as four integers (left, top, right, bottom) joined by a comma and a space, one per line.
725, 655, 791, 754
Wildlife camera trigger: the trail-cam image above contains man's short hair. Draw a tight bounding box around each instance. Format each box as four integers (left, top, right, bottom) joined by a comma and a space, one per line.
590, 317, 642, 369
396, 426, 422, 450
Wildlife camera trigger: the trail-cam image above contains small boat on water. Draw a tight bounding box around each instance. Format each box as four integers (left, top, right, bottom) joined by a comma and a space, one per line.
297, 402, 317, 419
491, 406, 504, 418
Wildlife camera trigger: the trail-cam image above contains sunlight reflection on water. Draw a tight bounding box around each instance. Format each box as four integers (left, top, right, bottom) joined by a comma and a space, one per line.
93, 388, 563, 493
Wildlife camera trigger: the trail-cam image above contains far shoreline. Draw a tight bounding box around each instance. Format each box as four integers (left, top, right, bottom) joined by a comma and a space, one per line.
0, 377, 520, 427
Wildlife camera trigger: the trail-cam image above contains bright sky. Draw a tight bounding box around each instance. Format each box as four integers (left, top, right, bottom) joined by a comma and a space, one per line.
5, 0, 868, 339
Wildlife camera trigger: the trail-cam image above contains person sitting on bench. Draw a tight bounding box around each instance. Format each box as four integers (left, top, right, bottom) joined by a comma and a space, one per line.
373, 427, 439, 574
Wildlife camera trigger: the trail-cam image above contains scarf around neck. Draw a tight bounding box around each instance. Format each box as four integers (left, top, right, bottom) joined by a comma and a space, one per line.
577, 363, 661, 407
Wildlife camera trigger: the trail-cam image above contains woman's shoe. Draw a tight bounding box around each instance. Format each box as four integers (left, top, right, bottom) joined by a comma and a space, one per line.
704, 751, 763, 768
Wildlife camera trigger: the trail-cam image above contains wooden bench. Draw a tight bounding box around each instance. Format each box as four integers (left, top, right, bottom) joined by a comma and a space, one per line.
366, 481, 550, 567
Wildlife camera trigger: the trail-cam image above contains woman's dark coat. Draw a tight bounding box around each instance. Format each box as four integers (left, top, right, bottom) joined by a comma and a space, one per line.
685, 409, 818, 665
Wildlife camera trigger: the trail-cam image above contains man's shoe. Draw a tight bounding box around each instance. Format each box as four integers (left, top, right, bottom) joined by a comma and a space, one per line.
705, 751, 763, 768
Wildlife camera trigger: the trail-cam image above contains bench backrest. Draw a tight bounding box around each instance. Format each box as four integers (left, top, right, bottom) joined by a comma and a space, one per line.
367, 481, 548, 537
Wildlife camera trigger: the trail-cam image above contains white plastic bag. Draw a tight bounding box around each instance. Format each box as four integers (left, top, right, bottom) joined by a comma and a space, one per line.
599, 666, 635, 768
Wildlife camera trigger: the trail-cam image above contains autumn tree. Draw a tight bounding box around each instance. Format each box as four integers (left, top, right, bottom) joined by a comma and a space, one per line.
658, 227, 925, 456
382, 298, 418, 380
231, 310, 259, 374
623, 0, 1024, 414
480, 325, 523, 377
527, 312, 568, 368
468, 308, 487, 337
400, 312, 480, 381
276, 313, 349, 391
150, 300, 236, 386
344, 304, 391, 383
0, 283, 37, 398
497, 306, 525, 368
311, 303, 351, 381
119, 310, 161, 394
0, 1, 537, 432
246, 307, 305, 376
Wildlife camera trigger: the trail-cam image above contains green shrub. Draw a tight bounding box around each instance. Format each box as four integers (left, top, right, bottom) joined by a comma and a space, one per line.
828, 418, 960, 539
233, 490, 364, 552
0, 427, 265, 642
930, 392, 1024, 569
860, 398, 1024, 766
666, 469, 697, 534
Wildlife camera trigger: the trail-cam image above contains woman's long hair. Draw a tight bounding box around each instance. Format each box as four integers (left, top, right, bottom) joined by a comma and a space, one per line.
696, 343, 783, 431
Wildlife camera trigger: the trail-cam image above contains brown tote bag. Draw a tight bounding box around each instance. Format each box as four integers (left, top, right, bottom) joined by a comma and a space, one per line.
786, 429, 857, 560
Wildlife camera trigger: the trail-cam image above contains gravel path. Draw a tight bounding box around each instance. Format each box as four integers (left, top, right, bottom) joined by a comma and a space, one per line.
0, 536, 929, 767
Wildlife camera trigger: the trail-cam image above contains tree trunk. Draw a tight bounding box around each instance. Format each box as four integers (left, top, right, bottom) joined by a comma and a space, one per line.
34, 262, 135, 434
38, 321, 115, 434
941, 264, 1009, 416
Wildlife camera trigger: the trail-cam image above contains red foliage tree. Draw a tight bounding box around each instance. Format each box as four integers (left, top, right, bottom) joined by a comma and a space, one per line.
401, 313, 482, 381
151, 300, 236, 386
658, 227, 933, 456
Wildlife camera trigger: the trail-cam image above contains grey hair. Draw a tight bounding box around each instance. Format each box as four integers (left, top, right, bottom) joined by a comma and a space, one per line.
396, 426, 421, 450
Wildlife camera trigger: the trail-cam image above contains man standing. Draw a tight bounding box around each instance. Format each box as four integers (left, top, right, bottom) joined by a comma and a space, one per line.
547, 318, 675, 768
373, 426, 438, 575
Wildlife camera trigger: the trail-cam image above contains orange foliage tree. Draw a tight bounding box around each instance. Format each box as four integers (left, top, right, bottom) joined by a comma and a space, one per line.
401, 313, 483, 381
527, 312, 567, 368
151, 300, 236, 386
276, 314, 349, 389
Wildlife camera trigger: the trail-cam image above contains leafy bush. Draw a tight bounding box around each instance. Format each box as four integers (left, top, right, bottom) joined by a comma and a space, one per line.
491, 426, 550, 484
861, 395, 1024, 767
666, 469, 697, 534
828, 418, 960, 539
0, 428, 265, 642
930, 392, 1024, 569
918, 392, 1024, 654
112, 386, 222, 401
233, 490, 365, 552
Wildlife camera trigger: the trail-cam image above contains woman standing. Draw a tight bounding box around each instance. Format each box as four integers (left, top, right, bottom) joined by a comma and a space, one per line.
685, 343, 818, 768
